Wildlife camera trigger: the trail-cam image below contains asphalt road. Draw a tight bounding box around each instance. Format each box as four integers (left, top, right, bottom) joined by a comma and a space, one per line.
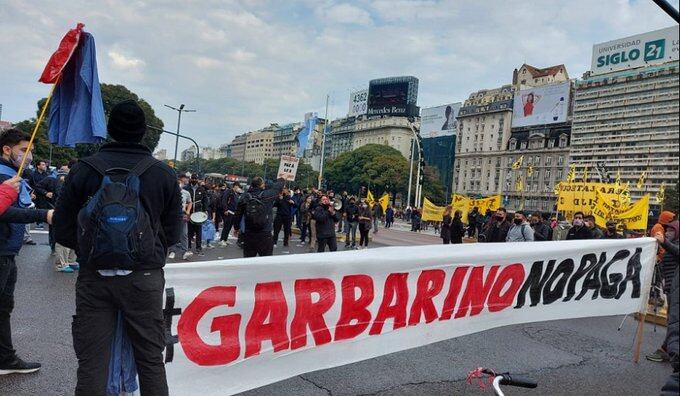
0, 230, 673, 396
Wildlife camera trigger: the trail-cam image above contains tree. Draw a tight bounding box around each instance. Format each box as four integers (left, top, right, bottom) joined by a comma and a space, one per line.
663, 182, 679, 213
324, 144, 446, 206
13, 83, 164, 165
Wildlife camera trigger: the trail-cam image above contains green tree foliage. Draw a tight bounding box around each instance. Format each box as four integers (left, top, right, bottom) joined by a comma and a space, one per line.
663, 182, 679, 213
12, 83, 164, 165
324, 144, 446, 205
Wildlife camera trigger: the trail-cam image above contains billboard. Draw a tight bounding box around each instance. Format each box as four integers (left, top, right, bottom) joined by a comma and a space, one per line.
348, 89, 368, 117
512, 82, 570, 128
367, 76, 419, 117
591, 26, 679, 75
420, 103, 461, 138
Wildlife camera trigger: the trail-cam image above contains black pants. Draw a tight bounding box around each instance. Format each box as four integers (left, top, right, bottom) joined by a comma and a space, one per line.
442, 236, 451, 244
317, 236, 337, 252
220, 213, 234, 242
359, 223, 370, 247
48, 224, 56, 251
244, 231, 274, 257
187, 222, 202, 251
0, 256, 17, 363
73, 270, 168, 396
273, 216, 292, 246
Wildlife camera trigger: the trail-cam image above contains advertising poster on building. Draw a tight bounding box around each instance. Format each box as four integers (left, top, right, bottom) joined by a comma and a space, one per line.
420, 103, 461, 138
591, 26, 679, 75
277, 155, 299, 181
348, 88, 368, 117
512, 82, 570, 128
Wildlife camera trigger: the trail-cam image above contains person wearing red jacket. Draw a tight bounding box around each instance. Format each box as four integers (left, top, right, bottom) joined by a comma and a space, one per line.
0, 176, 21, 215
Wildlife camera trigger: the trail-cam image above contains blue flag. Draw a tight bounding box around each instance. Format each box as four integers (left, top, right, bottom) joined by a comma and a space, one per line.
296, 114, 318, 157
48, 32, 107, 147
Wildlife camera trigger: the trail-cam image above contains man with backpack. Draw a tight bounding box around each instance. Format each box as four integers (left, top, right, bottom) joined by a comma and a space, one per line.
53, 100, 182, 395
506, 211, 534, 242
0, 129, 54, 375
234, 176, 283, 257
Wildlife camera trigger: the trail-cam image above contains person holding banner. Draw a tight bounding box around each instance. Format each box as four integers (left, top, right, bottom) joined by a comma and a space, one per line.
530, 211, 552, 242
566, 212, 593, 240
506, 211, 534, 242
479, 208, 510, 243
0, 129, 54, 375
584, 215, 603, 239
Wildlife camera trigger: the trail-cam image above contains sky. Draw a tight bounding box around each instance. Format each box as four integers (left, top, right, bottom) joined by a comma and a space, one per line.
0, 0, 677, 157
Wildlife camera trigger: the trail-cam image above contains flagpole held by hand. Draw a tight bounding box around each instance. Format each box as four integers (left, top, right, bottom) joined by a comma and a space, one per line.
17, 79, 60, 177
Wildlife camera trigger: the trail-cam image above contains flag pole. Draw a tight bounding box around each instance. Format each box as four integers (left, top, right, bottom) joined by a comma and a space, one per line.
17, 79, 59, 176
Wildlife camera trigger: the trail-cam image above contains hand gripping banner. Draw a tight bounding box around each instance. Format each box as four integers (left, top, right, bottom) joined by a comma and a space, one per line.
162, 239, 656, 395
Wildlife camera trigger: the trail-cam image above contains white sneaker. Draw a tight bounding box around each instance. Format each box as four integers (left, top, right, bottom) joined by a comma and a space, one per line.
218, 241, 228, 247
182, 251, 193, 260
273, 244, 278, 248
168, 252, 176, 260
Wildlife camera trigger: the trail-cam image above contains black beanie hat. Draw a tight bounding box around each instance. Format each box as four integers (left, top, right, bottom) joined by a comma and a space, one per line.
108, 100, 147, 143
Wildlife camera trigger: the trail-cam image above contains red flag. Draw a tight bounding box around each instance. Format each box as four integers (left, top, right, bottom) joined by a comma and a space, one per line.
39, 23, 85, 83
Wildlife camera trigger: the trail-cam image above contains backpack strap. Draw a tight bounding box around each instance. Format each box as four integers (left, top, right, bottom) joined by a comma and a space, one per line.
79, 157, 111, 176
129, 156, 158, 177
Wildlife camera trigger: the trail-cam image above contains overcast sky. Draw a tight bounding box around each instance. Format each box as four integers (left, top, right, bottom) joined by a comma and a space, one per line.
1, 0, 677, 156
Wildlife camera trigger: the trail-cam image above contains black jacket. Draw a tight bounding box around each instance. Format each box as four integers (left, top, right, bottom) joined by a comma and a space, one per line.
450, 217, 466, 244
531, 221, 552, 241
313, 205, 340, 238
185, 184, 209, 213
53, 142, 182, 273
235, 180, 284, 234
344, 203, 359, 223
220, 189, 239, 213
29, 169, 49, 189
274, 195, 296, 218
566, 225, 593, 240
35, 175, 66, 208
481, 219, 511, 243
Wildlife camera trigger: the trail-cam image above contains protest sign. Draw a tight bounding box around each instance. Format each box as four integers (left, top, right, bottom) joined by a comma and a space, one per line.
276, 155, 299, 181
163, 239, 656, 395
421, 197, 445, 221
593, 191, 650, 230
556, 182, 625, 213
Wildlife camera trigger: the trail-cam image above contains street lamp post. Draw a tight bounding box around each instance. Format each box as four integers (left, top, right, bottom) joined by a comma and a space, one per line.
165, 104, 196, 163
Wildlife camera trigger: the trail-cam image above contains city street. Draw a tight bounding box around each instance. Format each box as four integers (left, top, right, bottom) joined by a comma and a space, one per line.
0, 229, 672, 395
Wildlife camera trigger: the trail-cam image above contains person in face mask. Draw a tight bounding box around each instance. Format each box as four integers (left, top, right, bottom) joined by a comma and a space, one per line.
530, 211, 551, 241
506, 210, 534, 242
0, 129, 53, 375
479, 207, 511, 243
566, 211, 593, 240
603, 220, 624, 239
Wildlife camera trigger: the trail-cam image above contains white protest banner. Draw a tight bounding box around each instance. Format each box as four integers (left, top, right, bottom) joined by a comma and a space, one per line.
162, 239, 655, 395
276, 155, 299, 181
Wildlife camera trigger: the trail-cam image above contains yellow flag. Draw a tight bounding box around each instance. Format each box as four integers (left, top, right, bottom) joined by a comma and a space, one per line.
378, 193, 390, 213
619, 182, 631, 206
566, 164, 576, 182
421, 197, 446, 222
527, 164, 534, 177
615, 170, 621, 187
366, 190, 375, 208
656, 183, 666, 204
636, 172, 646, 189
515, 174, 524, 192
582, 165, 589, 183
511, 155, 524, 170
451, 194, 470, 223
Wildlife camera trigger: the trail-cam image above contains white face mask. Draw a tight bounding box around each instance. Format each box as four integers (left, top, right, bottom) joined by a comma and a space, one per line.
10, 150, 32, 169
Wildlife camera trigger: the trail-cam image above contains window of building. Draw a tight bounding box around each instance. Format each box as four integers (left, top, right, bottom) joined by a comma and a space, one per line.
509, 138, 517, 150
548, 139, 555, 148
558, 156, 564, 166
546, 156, 552, 166
534, 156, 540, 165
559, 134, 568, 148
520, 141, 527, 150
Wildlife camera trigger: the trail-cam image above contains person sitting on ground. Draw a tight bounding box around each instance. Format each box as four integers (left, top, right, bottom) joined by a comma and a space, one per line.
506, 210, 534, 242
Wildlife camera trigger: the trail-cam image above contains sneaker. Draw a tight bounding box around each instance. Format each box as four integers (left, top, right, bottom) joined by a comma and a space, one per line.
168, 251, 176, 260
68, 263, 80, 270
273, 244, 278, 249
300, 241, 306, 246
57, 266, 75, 273
197, 251, 205, 257
646, 349, 670, 362
0, 357, 41, 375
182, 251, 193, 260
218, 241, 228, 247
25, 240, 36, 246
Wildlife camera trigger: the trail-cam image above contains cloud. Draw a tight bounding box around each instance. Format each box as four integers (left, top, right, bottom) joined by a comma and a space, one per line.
0, 0, 677, 156
107, 50, 145, 70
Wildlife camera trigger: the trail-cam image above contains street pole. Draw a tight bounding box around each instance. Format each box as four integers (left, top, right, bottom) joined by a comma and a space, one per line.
318, 94, 329, 190
407, 137, 415, 208
165, 104, 196, 163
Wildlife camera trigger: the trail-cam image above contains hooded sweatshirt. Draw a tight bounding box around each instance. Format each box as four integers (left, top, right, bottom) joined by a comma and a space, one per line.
653, 211, 676, 262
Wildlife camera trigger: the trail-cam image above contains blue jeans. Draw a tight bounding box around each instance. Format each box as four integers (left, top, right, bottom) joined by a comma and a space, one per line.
345, 222, 358, 246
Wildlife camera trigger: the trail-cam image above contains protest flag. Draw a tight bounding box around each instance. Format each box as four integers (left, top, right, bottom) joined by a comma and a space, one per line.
366, 190, 375, 208
378, 193, 390, 213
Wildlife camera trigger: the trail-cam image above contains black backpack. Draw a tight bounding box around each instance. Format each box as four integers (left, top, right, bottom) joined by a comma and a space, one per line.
77, 156, 157, 271
244, 191, 269, 232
